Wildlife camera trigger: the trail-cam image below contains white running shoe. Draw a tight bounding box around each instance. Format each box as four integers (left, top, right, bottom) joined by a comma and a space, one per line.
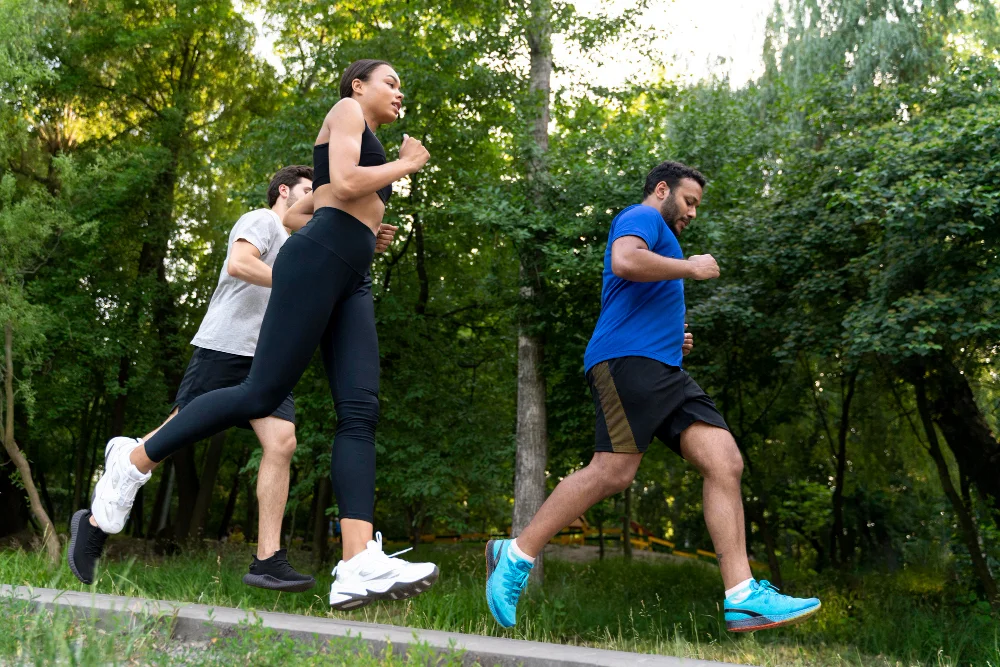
90, 437, 151, 534
329, 532, 439, 610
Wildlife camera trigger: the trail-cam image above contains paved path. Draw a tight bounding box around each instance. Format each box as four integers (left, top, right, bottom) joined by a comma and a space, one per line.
2, 585, 741, 667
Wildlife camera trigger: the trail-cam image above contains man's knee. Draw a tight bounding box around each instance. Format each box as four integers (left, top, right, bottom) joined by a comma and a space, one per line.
590, 453, 640, 494
691, 431, 743, 481
263, 431, 297, 461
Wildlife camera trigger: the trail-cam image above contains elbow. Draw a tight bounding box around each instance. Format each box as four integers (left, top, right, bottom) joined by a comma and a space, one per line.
226, 260, 243, 279
330, 175, 359, 200
611, 258, 633, 281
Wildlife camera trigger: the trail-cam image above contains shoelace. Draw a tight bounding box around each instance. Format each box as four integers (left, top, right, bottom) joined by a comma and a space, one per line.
502, 559, 532, 606
332, 532, 415, 579
755, 580, 781, 598
83, 525, 109, 559
371, 531, 414, 564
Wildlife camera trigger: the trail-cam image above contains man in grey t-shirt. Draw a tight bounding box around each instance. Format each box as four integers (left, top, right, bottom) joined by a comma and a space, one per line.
70, 166, 318, 591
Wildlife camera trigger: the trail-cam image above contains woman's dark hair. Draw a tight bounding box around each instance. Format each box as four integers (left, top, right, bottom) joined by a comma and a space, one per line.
339, 59, 393, 99
643, 161, 706, 197
267, 165, 313, 207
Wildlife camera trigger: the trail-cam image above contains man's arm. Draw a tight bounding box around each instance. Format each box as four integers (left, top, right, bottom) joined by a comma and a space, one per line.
284, 192, 314, 232
610, 235, 720, 282
227, 240, 272, 287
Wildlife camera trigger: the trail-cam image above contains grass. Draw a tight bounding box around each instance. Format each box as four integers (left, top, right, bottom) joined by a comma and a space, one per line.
2, 541, 998, 666
0, 597, 480, 666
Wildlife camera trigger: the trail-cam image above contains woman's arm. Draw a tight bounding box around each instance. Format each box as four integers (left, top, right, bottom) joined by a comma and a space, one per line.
325, 99, 429, 201
284, 192, 314, 232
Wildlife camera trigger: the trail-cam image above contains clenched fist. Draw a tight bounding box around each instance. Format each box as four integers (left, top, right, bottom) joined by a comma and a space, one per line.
400, 134, 430, 173
375, 224, 398, 253
687, 254, 720, 280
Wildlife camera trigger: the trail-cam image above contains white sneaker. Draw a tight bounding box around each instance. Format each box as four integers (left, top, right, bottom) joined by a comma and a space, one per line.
90, 437, 151, 534
328, 532, 439, 610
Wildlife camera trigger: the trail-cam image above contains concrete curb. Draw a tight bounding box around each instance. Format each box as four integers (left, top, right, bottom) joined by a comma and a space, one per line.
1, 585, 739, 667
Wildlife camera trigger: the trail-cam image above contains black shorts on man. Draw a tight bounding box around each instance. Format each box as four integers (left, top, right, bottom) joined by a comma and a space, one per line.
587, 356, 728, 456
172, 346, 295, 428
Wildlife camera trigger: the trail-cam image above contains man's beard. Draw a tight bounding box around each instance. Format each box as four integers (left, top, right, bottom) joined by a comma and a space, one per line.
659, 196, 685, 238
285, 191, 300, 210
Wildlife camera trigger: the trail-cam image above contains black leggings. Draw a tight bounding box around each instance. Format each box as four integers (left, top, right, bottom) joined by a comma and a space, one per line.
144, 208, 380, 522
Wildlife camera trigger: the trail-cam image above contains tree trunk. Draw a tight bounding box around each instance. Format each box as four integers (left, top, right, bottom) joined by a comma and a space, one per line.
0, 448, 30, 538
171, 447, 200, 540
1, 323, 60, 564
109, 356, 130, 437
217, 448, 247, 540
72, 396, 99, 510
915, 377, 998, 605
147, 459, 174, 538
919, 355, 1000, 519
746, 498, 783, 587
189, 431, 227, 538
511, 0, 554, 586
830, 369, 858, 566
597, 516, 605, 560
311, 475, 331, 565
623, 485, 633, 561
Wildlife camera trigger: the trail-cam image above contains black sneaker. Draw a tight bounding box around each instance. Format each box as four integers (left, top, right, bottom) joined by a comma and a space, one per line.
242, 549, 316, 592
68, 509, 109, 585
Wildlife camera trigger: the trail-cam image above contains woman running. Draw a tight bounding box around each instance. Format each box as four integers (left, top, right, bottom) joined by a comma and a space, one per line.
89, 59, 438, 610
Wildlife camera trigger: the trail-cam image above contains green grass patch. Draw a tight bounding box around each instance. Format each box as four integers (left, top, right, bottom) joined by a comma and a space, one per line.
0, 597, 483, 666
2, 542, 998, 666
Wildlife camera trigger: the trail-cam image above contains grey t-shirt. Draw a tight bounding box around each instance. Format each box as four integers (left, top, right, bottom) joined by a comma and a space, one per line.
190, 208, 288, 356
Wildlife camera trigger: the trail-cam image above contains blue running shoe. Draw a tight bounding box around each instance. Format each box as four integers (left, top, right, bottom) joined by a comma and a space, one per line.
725, 580, 821, 632
485, 539, 533, 628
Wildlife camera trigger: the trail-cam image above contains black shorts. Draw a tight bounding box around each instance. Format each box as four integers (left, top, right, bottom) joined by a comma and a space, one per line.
172, 347, 295, 429
587, 356, 729, 456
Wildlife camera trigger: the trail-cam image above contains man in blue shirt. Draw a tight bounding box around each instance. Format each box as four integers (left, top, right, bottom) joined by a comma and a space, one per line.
486, 161, 821, 632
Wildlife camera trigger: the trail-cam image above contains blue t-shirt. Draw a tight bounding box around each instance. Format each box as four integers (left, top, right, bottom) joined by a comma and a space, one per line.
584, 204, 686, 372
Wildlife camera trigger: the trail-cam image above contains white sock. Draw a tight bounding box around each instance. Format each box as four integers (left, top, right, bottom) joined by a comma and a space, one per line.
509, 538, 535, 564
725, 577, 755, 603
126, 439, 150, 479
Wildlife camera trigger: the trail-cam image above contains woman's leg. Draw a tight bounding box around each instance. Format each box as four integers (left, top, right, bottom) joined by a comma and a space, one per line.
320, 273, 380, 561
140, 236, 347, 465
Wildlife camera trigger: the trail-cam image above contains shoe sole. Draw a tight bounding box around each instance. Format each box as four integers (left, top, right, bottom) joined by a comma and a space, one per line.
726, 602, 822, 632
243, 573, 316, 593
330, 566, 440, 612
484, 540, 512, 628
67, 509, 92, 585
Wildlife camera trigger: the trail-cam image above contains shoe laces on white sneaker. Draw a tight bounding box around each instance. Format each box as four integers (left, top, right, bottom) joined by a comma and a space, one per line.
331, 531, 415, 581
110, 439, 148, 509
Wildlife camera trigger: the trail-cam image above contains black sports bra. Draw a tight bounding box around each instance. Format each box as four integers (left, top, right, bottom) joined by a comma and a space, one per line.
312, 122, 392, 204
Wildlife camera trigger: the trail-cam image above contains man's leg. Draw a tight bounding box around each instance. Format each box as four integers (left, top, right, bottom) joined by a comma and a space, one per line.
678, 421, 753, 590
250, 415, 296, 560
514, 451, 643, 557
484, 451, 642, 627
679, 419, 820, 632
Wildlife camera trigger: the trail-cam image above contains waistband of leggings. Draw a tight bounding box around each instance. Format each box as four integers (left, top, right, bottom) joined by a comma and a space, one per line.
299, 207, 377, 274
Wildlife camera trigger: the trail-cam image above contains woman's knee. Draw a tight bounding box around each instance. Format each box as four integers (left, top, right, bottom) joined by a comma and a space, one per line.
335, 392, 380, 432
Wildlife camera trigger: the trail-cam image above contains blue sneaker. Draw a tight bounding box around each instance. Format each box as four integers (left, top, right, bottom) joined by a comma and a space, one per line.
725, 580, 821, 632
485, 539, 533, 627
